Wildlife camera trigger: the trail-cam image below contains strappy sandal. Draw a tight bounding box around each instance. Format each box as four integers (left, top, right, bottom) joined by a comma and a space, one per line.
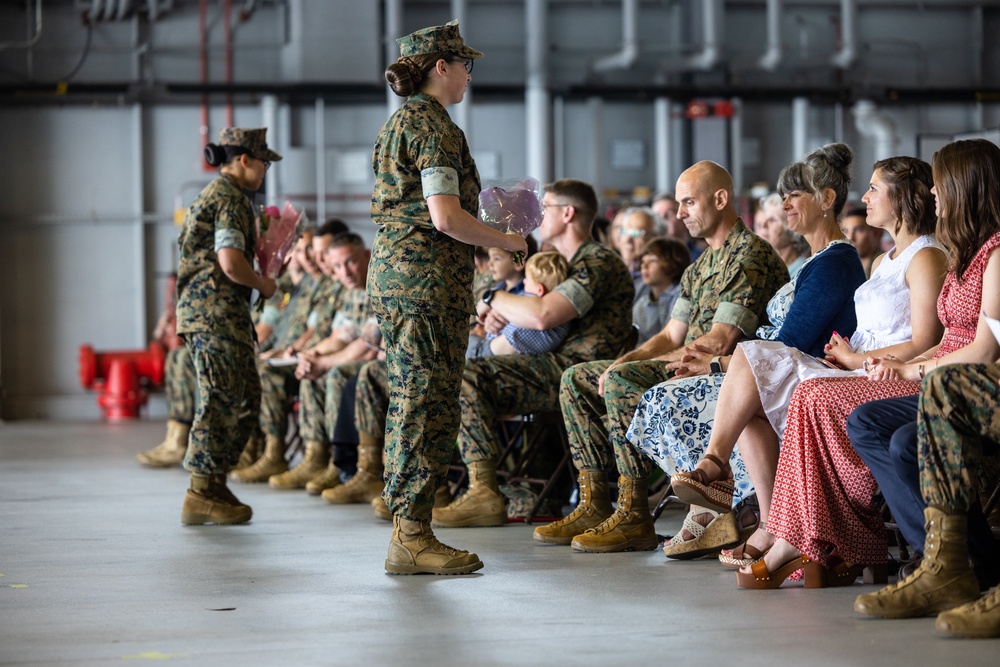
663, 509, 741, 560
719, 541, 769, 569
670, 453, 735, 513
736, 555, 811, 589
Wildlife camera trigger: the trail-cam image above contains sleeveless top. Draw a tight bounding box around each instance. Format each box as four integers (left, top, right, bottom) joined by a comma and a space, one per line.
850, 235, 943, 353
935, 231, 1000, 358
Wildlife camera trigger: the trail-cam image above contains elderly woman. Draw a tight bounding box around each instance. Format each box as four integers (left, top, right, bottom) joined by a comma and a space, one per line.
757, 192, 811, 278
625, 143, 866, 558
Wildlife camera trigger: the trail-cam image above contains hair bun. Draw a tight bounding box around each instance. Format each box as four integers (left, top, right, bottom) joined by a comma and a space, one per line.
204, 143, 227, 167
816, 142, 854, 174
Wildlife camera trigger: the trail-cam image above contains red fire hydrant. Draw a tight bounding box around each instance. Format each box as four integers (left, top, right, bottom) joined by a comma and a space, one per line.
78, 342, 166, 421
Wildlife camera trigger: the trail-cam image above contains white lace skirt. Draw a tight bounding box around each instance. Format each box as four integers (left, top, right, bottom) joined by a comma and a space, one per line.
741, 340, 865, 440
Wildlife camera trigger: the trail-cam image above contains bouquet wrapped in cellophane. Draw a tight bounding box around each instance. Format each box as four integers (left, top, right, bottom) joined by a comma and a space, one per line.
256, 201, 306, 278
478, 178, 543, 264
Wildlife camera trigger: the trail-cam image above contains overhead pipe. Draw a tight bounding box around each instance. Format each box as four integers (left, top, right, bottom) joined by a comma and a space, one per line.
653, 96, 672, 195
526, 0, 550, 184
687, 0, 722, 71
852, 100, 897, 161
792, 96, 809, 163
592, 0, 639, 73
758, 0, 782, 71
384, 0, 403, 116
830, 0, 857, 69
451, 0, 470, 133
0, 0, 43, 51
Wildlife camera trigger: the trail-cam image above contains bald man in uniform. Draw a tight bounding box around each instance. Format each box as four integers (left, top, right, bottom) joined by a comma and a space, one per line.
535, 161, 788, 552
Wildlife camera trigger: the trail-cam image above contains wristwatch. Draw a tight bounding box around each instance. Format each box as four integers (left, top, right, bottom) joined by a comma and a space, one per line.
710, 356, 723, 373
482, 289, 496, 305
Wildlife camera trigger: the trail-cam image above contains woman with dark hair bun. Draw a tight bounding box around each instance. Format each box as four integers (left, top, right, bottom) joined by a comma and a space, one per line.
370, 21, 526, 575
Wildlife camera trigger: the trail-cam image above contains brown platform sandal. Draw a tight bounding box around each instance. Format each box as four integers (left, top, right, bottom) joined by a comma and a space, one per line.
670, 453, 735, 513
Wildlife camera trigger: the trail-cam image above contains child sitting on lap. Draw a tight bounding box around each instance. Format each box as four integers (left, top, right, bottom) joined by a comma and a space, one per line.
468, 251, 571, 357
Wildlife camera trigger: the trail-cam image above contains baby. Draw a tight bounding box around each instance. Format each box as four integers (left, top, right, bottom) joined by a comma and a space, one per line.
469, 251, 572, 358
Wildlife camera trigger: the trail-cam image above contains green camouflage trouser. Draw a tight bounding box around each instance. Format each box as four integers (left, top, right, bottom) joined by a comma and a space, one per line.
456, 353, 565, 463
257, 358, 298, 438
559, 359, 674, 478
918, 363, 1000, 513
355, 359, 388, 438
373, 297, 468, 522
298, 360, 365, 443
165, 345, 197, 423
183, 333, 261, 475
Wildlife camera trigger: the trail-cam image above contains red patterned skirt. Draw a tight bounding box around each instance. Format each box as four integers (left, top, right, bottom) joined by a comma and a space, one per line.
767, 376, 920, 566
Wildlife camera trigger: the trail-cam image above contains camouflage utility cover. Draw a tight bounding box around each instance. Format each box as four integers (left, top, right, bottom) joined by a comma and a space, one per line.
396, 20, 483, 59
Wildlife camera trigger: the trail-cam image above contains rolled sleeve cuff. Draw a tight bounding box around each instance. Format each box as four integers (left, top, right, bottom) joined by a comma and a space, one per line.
713, 301, 759, 336
214, 229, 246, 253
421, 167, 460, 197
671, 297, 691, 324
554, 279, 591, 316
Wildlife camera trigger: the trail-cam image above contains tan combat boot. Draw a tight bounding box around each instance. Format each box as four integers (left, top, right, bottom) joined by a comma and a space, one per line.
229, 434, 288, 483
181, 473, 253, 525
431, 460, 507, 527
305, 460, 343, 496
232, 433, 263, 472
268, 440, 329, 490
936, 586, 1000, 638
136, 420, 189, 468
533, 469, 613, 545
372, 495, 392, 522
385, 516, 484, 575
321, 434, 385, 504
571, 476, 658, 553
854, 506, 980, 618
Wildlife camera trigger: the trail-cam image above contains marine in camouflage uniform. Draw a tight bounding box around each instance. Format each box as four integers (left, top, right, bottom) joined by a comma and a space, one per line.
175, 126, 281, 524
563, 219, 788, 479
257, 274, 343, 439
372, 20, 526, 575
535, 164, 788, 550
918, 363, 1000, 515
370, 85, 478, 523
854, 362, 1000, 636
456, 241, 635, 465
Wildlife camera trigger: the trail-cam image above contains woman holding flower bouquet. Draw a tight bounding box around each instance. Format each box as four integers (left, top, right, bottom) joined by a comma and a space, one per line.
175, 127, 280, 525
371, 20, 526, 575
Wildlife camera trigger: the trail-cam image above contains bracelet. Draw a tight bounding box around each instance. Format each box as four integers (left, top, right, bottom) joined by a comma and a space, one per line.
913, 355, 928, 362
918, 363, 925, 380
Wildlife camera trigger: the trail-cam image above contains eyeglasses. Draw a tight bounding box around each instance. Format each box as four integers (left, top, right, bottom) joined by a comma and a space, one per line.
460, 58, 474, 73
617, 228, 649, 239
260, 159, 271, 171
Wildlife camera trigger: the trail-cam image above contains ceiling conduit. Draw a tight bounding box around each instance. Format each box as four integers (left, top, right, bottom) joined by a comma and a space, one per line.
592, 0, 638, 73
0, 0, 43, 50
830, 0, 857, 69
758, 0, 782, 71
687, 0, 721, 71
853, 100, 897, 161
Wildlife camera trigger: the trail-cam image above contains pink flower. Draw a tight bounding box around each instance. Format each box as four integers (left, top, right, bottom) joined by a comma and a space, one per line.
256, 201, 304, 278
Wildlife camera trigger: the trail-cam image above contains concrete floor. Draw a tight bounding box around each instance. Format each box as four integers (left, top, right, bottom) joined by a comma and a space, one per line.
2, 420, 999, 667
